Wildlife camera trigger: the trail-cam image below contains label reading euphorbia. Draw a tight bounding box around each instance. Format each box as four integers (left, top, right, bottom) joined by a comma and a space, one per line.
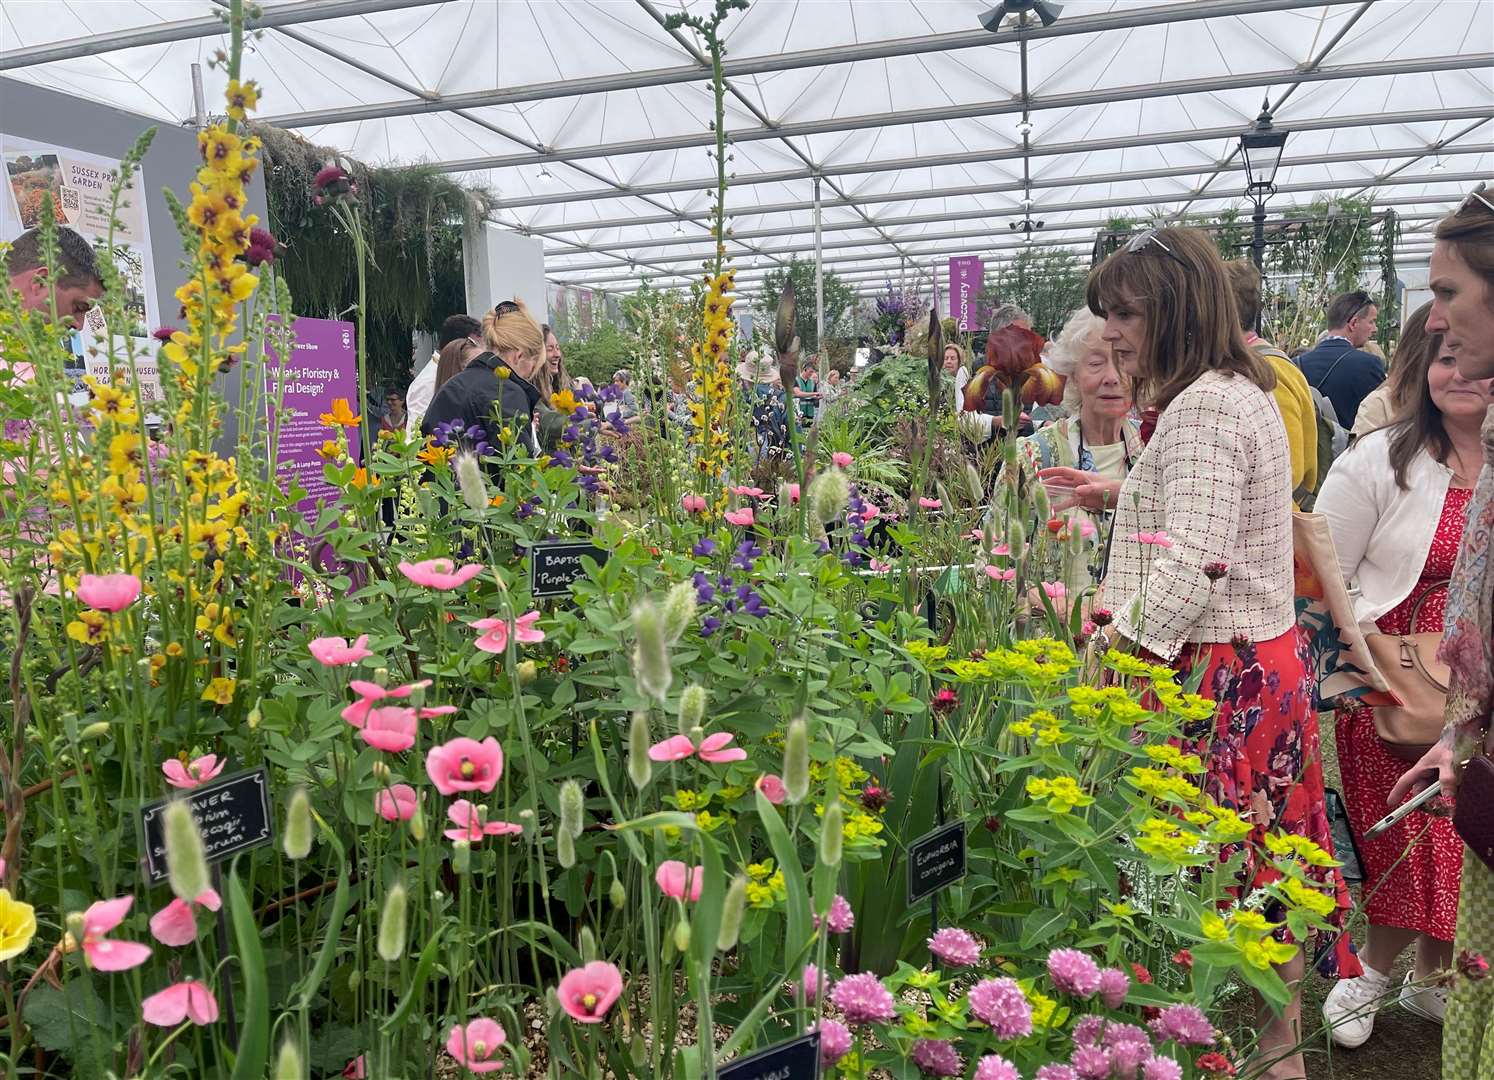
718, 1031, 820, 1080
908, 819, 967, 903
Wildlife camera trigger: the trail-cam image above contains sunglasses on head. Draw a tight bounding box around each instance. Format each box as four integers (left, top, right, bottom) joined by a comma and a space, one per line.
1457, 184, 1494, 217
493, 300, 521, 318
1121, 227, 1188, 270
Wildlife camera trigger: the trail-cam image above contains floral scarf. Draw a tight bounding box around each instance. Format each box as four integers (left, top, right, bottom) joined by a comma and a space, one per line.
1439, 405, 1494, 757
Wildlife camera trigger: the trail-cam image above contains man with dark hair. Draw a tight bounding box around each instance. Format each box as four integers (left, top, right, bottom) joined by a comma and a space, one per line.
1293, 289, 1385, 429
5, 226, 104, 329
408, 313, 482, 434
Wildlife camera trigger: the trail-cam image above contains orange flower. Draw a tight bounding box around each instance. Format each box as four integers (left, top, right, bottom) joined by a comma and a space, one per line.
489, 493, 506, 508
319, 398, 361, 428
315, 440, 342, 461
349, 467, 374, 489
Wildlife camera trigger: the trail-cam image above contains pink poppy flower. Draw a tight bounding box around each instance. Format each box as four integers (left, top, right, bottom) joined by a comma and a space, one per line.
1065, 517, 1099, 540
419, 704, 458, 718
397, 558, 485, 590
426, 737, 504, 795
1129, 531, 1173, 548
681, 494, 708, 514
756, 774, 787, 804
162, 754, 225, 790
341, 678, 433, 728
343, 1057, 367, 1079
731, 486, 765, 499
1042, 581, 1066, 600
361, 706, 418, 753
142, 979, 219, 1027
983, 565, 1017, 582
308, 634, 372, 666
375, 783, 419, 822
655, 860, 703, 902
471, 610, 545, 654
558, 961, 624, 1023
784, 483, 801, 503
918, 497, 942, 510
149, 888, 221, 947
76, 573, 141, 612
444, 800, 523, 842
647, 732, 746, 764
79, 896, 152, 971
831, 452, 853, 468
446, 1018, 507, 1073
860, 502, 880, 520
723, 508, 755, 527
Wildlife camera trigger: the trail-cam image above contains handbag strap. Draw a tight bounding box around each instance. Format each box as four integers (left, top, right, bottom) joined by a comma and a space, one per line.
1406, 579, 1450, 635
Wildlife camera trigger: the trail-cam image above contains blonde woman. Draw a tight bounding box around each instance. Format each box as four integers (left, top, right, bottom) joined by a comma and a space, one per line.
421, 299, 547, 453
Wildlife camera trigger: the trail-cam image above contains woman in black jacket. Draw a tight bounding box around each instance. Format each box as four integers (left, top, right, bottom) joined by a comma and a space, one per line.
422, 299, 554, 455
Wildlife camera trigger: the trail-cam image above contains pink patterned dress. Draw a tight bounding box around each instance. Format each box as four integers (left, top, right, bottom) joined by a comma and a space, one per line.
1335, 486, 1470, 941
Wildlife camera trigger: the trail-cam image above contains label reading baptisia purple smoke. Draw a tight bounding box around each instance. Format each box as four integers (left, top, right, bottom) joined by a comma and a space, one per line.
717, 1031, 821, 1080
528, 541, 608, 599
138, 768, 274, 885
908, 819, 967, 903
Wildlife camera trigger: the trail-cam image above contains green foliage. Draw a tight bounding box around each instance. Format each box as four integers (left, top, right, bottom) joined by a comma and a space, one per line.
564, 321, 634, 387
842, 351, 941, 435
755, 257, 858, 353
256, 124, 493, 392
977, 247, 1087, 339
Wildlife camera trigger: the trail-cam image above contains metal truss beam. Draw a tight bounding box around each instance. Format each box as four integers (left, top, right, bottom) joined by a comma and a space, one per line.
0, 0, 447, 72
255, 0, 1341, 128
487, 106, 1492, 210
520, 142, 1493, 237
432, 54, 1489, 173
542, 173, 1478, 258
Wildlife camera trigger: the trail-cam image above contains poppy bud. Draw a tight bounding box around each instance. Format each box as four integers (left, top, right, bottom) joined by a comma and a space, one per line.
377, 882, 407, 962
610, 876, 627, 910
284, 788, 313, 860
165, 800, 210, 903
627, 712, 652, 791
370, 760, 391, 783
274, 1039, 304, 1080
808, 468, 850, 524
678, 685, 707, 734
819, 802, 844, 868
1006, 520, 1027, 560
717, 874, 747, 952
673, 917, 691, 953
632, 599, 673, 702
580, 926, 597, 963
408, 806, 426, 841
455, 452, 488, 513
662, 581, 697, 644
451, 838, 470, 874
80, 720, 111, 740
783, 719, 810, 805
559, 780, 584, 839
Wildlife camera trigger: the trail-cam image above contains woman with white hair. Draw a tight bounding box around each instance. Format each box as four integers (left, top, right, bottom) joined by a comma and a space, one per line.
1008, 306, 1142, 588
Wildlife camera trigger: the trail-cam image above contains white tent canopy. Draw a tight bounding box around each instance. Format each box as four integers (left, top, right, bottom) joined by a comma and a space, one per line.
4, 0, 1490, 300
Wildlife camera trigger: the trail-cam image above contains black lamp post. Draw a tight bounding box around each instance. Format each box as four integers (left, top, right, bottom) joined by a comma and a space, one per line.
1240, 104, 1289, 328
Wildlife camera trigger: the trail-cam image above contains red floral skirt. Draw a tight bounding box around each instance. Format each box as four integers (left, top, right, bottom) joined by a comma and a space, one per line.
1170, 627, 1362, 978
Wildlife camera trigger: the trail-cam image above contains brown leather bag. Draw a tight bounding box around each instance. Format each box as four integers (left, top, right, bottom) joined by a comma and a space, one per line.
1454, 755, 1494, 874
1365, 582, 1451, 762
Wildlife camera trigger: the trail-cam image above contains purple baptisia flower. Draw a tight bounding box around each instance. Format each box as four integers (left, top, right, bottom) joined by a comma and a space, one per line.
1097, 967, 1130, 1009
829, 972, 895, 1026
701, 616, 722, 637
1048, 948, 1103, 998
912, 1038, 963, 1077
692, 538, 716, 558
812, 1019, 852, 1066
927, 927, 983, 968
515, 498, 539, 520
973, 1056, 1021, 1080
693, 571, 716, 604
1148, 1004, 1215, 1047
967, 977, 1032, 1039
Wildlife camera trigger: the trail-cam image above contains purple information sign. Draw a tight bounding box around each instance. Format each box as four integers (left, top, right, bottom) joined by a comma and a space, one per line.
949, 256, 984, 332
263, 316, 358, 522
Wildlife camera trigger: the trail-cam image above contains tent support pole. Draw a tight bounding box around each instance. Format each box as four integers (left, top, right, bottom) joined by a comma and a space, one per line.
814, 176, 824, 353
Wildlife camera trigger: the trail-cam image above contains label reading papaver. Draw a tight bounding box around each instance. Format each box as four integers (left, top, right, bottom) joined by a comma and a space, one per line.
718, 1031, 821, 1080
138, 767, 274, 885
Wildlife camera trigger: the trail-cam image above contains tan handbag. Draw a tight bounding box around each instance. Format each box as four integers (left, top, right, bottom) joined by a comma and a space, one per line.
1365, 581, 1451, 762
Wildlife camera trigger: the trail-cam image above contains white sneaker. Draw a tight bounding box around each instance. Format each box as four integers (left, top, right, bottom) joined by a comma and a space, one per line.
1399, 971, 1447, 1024
1322, 964, 1393, 1048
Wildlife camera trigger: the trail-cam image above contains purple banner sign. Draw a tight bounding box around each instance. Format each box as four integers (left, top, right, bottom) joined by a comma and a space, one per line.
949, 255, 984, 332
264, 317, 358, 522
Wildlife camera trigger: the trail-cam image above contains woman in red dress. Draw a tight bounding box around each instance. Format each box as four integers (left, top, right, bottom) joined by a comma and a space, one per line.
1314, 330, 1494, 1046
1068, 227, 1361, 1080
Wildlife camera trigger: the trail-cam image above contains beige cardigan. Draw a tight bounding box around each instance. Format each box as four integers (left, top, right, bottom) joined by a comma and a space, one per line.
1105, 370, 1296, 661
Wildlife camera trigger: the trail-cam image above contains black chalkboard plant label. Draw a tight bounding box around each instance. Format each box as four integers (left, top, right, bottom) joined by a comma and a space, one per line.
528, 540, 609, 599
908, 819, 967, 904
138, 767, 274, 886
718, 1031, 821, 1080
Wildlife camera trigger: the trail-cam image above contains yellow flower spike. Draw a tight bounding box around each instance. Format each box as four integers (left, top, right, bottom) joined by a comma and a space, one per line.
224, 78, 259, 119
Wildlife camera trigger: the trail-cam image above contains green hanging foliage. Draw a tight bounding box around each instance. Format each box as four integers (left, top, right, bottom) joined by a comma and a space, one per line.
253, 124, 495, 392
